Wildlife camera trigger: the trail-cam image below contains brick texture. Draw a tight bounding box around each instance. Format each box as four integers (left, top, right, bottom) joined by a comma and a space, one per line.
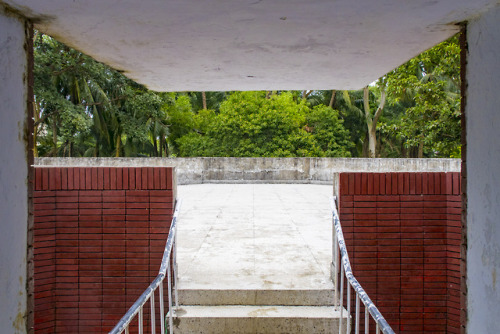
338, 172, 462, 334
34, 167, 175, 333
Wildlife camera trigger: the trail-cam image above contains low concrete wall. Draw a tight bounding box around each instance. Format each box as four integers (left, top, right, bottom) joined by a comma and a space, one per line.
35, 157, 461, 185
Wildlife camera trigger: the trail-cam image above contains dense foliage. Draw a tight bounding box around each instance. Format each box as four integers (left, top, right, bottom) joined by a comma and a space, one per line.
34, 33, 461, 158
176, 92, 352, 157
383, 36, 461, 158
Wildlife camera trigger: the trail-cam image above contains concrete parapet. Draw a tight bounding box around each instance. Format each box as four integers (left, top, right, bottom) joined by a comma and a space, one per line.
35, 157, 461, 185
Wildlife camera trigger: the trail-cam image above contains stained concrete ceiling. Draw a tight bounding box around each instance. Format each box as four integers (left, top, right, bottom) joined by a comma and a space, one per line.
2, 0, 498, 91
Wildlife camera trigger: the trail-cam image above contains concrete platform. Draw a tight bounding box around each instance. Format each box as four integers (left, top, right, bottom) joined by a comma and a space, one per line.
177, 184, 334, 301
174, 184, 342, 333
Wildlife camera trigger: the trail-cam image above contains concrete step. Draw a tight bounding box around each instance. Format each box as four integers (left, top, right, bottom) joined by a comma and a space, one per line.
170, 305, 349, 334
177, 288, 335, 306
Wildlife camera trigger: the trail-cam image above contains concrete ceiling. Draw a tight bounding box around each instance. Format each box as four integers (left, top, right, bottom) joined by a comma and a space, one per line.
2, 0, 498, 91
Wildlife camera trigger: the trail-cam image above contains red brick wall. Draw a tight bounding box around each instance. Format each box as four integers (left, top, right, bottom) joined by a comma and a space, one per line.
338, 172, 461, 334
33, 167, 175, 333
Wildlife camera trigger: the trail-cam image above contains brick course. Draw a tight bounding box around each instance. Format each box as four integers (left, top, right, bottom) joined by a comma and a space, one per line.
33, 167, 175, 333
339, 172, 462, 334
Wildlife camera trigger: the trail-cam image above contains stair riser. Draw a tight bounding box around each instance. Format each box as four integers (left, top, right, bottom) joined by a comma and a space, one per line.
173, 317, 348, 334
178, 289, 335, 306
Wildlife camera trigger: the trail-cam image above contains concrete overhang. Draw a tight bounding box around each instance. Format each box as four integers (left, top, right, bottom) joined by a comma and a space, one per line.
1, 0, 498, 91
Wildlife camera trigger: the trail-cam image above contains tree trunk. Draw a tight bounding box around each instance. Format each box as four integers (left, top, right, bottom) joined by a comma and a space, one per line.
115, 135, 121, 157
153, 135, 158, 157
418, 140, 424, 158
377, 132, 382, 157
201, 91, 207, 110
52, 116, 58, 157
329, 90, 336, 108
362, 134, 369, 157
159, 136, 164, 157
363, 85, 387, 158
367, 124, 377, 158
33, 102, 39, 158
363, 87, 376, 158
302, 90, 312, 100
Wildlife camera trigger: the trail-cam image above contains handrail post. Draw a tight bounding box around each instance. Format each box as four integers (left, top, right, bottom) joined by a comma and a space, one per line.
167, 262, 173, 333
150, 291, 156, 334
331, 197, 339, 307
339, 265, 344, 334
365, 304, 369, 334
159, 283, 165, 334
173, 226, 179, 308
138, 306, 143, 334
346, 283, 351, 334
333, 233, 338, 306
355, 294, 360, 334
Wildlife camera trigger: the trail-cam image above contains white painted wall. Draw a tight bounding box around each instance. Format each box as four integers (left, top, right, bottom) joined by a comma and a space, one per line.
466, 5, 500, 333
0, 9, 28, 334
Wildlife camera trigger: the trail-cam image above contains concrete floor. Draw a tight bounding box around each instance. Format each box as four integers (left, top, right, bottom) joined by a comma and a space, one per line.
176, 184, 334, 292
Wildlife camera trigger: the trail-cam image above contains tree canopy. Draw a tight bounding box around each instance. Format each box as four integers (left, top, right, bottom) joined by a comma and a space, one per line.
34, 33, 461, 159
176, 91, 352, 157
383, 36, 461, 158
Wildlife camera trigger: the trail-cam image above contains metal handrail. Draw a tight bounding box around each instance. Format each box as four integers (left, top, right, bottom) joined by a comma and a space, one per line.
109, 198, 182, 334
331, 196, 395, 334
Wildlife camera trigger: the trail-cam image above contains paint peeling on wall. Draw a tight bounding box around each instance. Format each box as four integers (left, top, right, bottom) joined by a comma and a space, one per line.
12, 276, 25, 333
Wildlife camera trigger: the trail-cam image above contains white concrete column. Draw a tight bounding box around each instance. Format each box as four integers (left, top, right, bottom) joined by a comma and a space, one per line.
466, 5, 500, 334
0, 8, 29, 334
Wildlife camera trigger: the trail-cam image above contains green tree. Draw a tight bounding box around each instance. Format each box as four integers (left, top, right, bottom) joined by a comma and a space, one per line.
119, 89, 173, 157
305, 105, 353, 157
363, 82, 387, 158
35, 31, 460, 159
177, 91, 353, 157
384, 36, 461, 158
215, 91, 313, 156
164, 94, 197, 155
187, 91, 228, 113
329, 88, 385, 157
34, 33, 94, 157
175, 109, 218, 156
34, 33, 174, 157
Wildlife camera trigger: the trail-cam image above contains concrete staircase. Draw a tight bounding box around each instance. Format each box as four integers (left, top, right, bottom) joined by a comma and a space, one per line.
170, 288, 348, 333
173, 184, 350, 333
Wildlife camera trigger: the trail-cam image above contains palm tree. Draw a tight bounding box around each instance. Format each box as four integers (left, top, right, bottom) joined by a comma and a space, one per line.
333, 83, 387, 158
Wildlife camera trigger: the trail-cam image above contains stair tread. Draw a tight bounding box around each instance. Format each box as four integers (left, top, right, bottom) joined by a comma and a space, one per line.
177, 288, 334, 291
172, 305, 347, 318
